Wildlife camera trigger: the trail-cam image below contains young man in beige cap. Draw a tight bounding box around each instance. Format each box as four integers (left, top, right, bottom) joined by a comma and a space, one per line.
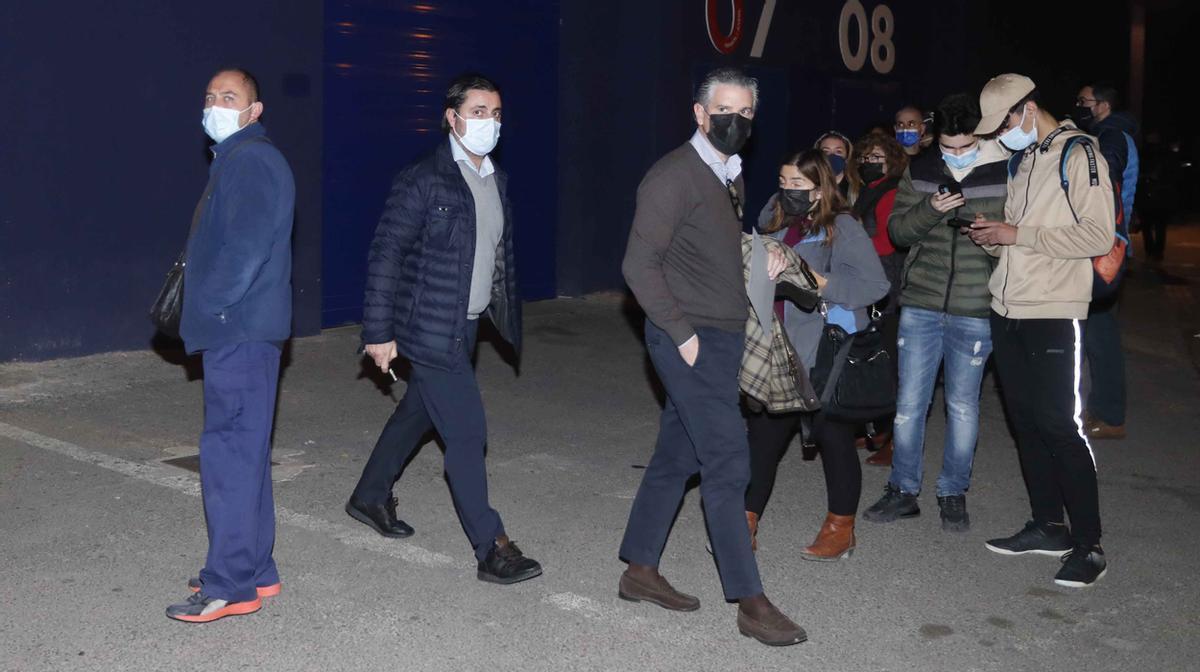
967, 74, 1115, 588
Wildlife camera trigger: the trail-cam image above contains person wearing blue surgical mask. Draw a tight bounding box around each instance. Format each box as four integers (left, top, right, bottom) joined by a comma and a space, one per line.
815, 130, 862, 205
968, 74, 1115, 589
894, 106, 930, 158
865, 93, 1008, 534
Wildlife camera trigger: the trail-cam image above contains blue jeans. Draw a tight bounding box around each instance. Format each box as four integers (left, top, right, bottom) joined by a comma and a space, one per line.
889, 307, 992, 497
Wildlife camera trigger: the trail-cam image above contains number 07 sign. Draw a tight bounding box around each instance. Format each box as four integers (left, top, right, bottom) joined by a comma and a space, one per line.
705, 0, 896, 75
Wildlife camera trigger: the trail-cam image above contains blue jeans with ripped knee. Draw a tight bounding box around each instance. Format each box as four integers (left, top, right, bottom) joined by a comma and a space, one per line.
889, 307, 992, 497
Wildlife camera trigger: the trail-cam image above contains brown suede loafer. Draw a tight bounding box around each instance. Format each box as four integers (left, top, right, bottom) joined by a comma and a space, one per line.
618, 570, 700, 611
737, 605, 807, 646
1084, 415, 1126, 440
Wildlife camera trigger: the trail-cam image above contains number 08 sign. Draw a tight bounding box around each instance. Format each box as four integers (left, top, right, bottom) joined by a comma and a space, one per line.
705, 0, 896, 75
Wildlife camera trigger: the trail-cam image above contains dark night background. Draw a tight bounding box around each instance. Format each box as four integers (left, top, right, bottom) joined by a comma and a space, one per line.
0, 0, 1193, 361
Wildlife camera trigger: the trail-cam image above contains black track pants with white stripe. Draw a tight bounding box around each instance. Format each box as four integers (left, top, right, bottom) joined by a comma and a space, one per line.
990, 312, 1102, 547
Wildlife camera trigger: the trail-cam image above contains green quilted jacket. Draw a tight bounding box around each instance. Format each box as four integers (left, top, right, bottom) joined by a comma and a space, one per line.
887, 149, 1007, 318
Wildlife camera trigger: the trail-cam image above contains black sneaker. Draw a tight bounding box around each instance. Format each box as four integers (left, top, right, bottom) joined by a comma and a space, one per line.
477, 537, 543, 585
1054, 545, 1107, 588
937, 495, 970, 532
863, 483, 920, 523
985, 520, 1072, 557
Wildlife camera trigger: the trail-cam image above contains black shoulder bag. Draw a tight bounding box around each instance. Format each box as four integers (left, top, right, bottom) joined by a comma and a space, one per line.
150, 137, 266, 338
809, 304, 896, 423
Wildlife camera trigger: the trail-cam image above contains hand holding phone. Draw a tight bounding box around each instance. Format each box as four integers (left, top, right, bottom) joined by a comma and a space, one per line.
932, 189, 966, 213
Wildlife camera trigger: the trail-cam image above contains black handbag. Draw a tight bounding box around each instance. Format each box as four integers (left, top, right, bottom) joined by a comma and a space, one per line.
150, 137, 267, 338
809, 306, 896, 422
149, 250, 188, 338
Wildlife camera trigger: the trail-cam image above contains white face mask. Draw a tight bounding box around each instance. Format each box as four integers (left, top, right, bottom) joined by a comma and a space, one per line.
998, 107, 1038, 152
453, 112, 501, 156
202, 104, 252, 143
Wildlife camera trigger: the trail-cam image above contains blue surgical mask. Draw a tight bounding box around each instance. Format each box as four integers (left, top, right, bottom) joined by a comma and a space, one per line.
827, 154, 847, 175
896, 128, 920, 148
942, 146, 979, 170
999, 108, 1038, 152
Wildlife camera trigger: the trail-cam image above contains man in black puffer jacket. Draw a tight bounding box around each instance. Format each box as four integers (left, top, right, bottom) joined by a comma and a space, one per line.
347, 74, 540, 585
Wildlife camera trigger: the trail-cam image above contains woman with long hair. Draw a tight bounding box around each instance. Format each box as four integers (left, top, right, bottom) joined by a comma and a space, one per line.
814, 130, 862, 206
744, 149, 890, 560
850, 132, 910, 466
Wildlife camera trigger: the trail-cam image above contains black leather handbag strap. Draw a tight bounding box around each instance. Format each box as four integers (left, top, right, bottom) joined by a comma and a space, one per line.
818, 330, 855, 406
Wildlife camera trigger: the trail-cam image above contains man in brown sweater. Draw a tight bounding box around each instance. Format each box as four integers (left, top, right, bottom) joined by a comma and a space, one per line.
617, 67, 805, 646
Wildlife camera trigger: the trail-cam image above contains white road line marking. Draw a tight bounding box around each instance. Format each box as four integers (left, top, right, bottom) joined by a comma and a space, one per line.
0, 421, 457, 568
543, 592, 609, 618
0, 421, 660, 624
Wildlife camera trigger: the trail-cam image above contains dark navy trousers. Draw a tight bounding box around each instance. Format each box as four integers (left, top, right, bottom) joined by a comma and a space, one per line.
620, 323, 763, 600
1084, 297, 1126, 426
198, 341, 281, 603
352, 321, 505, 562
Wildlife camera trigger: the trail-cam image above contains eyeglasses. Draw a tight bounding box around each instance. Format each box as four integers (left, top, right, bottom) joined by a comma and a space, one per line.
860, 154, 887, 164
1075, 97, 1097, 106
726, 179, 743, 221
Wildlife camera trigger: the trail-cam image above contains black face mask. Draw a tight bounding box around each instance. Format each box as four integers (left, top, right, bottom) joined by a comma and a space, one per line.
779, 188, 814, 216
859, 163, 884, 183
1074, 105, 1094, 131
705, 112, 753, 156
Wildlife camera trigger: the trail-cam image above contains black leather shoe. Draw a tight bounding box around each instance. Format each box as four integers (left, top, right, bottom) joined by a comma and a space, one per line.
477, 537, 543, 585
345, 496, 414, 538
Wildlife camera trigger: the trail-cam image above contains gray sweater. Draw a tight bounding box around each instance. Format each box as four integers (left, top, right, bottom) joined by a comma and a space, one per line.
756, 201, 890, 369
623, 143, 747, 345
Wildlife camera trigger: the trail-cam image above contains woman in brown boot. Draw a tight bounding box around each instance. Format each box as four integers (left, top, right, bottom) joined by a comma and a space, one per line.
744, 149, 890, 558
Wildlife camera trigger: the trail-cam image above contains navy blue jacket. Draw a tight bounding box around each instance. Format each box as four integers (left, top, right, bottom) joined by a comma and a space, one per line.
361, 139, 521, 371
1091, 112, 1138, 182
181, 123, 295, 354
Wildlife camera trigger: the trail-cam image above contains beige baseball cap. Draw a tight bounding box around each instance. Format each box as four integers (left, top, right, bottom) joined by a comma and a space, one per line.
974, 74, 1036, 135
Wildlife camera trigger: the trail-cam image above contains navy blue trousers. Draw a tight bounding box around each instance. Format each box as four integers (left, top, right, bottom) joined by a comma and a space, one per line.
620, 323, 763, 600
353, 321, 505, 562
1084, 298, 1126, 426
198, 341, 281, 603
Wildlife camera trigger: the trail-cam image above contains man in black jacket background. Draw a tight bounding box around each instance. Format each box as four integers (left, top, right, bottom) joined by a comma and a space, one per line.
346, 74, 541, 585
1074, 82, 1140, 441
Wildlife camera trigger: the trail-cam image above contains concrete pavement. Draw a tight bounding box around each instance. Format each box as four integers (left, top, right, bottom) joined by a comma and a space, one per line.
2, 228, 1199, 672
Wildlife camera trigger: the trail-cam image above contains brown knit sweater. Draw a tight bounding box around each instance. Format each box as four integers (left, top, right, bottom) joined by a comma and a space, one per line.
622, 143, 748, 345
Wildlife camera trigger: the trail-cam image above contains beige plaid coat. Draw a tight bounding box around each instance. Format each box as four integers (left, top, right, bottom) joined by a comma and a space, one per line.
739, 234, 822, 413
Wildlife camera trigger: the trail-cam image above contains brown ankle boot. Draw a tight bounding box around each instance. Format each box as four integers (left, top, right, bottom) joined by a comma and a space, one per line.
799, 512, 856, 561
746, 511, 759, 552
865, 436, 893, 467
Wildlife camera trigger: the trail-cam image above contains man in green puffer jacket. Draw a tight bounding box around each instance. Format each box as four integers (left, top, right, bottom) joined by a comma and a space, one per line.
863, 93, 1007, 533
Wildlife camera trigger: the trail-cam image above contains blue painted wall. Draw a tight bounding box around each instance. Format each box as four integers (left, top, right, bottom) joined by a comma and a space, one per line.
555, 0, 968, 296
321, 0, 560, 327
0, 1, 324, 361
0, 0, 967, 360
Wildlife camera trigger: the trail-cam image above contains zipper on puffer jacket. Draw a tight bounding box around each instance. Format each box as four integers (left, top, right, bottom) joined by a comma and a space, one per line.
943, 225, 958, 313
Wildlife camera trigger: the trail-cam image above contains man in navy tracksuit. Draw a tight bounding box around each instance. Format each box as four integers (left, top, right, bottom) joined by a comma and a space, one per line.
167, 69, 294, 623
346, 74, 541, 585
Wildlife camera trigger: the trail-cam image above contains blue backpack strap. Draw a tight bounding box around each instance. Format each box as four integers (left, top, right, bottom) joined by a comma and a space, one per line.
1006, 151, 1023, 179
